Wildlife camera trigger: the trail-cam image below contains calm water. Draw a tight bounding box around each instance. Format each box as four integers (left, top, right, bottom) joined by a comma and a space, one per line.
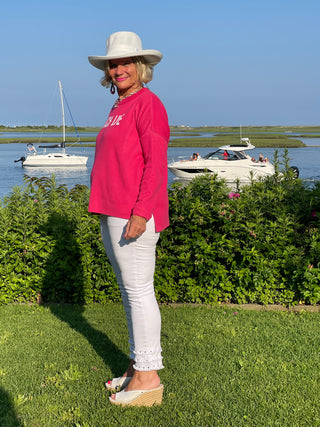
1, 137, 319, 199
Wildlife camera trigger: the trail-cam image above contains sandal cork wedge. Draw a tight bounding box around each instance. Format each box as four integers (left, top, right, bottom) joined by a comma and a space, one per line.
105, 376, 132, 392
109, 384, 164, 407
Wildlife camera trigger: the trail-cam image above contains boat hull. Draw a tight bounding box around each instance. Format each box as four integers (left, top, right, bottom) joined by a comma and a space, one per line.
168, 158, 275, 184
22, 153, 88, 167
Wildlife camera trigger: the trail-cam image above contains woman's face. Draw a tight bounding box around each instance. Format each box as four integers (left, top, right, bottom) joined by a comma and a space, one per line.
108, 57, 140, 96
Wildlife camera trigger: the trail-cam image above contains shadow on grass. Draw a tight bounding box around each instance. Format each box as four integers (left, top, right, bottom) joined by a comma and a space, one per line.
40, 212, 128, 377
0, 387, 21, 426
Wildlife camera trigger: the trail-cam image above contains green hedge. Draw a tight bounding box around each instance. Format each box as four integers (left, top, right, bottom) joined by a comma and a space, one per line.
0, 177, 119, 305
156, 153, 320, 305
1, 153, 320, 306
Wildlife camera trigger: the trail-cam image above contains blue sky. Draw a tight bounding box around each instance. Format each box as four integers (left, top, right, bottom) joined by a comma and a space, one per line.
1, 0, 319, 127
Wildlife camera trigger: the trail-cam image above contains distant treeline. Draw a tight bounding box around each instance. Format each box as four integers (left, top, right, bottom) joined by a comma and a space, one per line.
2, 124, 320, 133
170, 125, 320, 133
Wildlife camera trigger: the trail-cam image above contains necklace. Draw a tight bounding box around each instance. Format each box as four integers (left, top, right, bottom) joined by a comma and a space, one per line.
112, 87, 143, 110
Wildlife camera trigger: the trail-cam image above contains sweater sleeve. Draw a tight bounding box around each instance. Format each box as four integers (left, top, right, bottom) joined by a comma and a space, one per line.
131, 93, 170, 220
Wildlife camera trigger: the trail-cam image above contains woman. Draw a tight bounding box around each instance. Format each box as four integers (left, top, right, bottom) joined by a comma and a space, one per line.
88, 31, 170, 407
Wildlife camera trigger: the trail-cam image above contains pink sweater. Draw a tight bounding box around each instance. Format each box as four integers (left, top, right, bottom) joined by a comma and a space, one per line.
88, 88, 170, 232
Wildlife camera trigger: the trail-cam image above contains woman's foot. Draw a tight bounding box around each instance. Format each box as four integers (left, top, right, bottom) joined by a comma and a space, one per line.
123, 359, 135, 378
105, 376, 132, 391
125, 370, 161, 391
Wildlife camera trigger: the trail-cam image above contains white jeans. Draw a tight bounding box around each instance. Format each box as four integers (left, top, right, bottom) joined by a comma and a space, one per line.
100, 215, 164, 372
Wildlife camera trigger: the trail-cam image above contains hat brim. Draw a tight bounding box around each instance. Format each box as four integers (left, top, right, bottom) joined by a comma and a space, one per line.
88, 49, 162, 71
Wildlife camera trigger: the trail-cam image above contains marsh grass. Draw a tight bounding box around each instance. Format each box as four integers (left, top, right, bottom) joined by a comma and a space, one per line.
1, 125, 318, 147
1, 304, 320, 426
0, 138, 96, 145
169, 134, 304, 148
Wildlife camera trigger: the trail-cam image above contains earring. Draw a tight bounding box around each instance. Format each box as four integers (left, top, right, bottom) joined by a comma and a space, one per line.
110, 82, 115, 94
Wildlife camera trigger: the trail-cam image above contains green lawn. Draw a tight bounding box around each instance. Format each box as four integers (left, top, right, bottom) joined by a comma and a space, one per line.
1, 304, 320, 426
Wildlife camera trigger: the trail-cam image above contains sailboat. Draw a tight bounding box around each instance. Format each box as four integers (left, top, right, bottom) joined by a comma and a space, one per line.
16, 81, 88, 167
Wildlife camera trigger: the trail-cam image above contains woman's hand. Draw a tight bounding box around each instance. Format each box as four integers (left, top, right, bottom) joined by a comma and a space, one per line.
124, 215, 147, 240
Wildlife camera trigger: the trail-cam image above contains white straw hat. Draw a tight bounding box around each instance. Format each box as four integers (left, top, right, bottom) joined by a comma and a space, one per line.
88, 31, 163, 71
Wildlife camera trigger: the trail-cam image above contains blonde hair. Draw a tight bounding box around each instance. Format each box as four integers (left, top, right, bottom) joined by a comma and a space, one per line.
100, 56, 154, 88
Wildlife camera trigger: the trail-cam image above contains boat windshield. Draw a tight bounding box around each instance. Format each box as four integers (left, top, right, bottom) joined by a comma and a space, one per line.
204, 149, 247, 160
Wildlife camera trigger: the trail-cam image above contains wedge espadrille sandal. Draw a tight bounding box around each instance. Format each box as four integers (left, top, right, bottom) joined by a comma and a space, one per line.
109, 384, 164, 407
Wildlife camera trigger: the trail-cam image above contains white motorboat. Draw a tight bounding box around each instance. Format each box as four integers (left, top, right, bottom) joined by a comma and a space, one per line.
168, 138, 276, 186
15, 81, 88, 167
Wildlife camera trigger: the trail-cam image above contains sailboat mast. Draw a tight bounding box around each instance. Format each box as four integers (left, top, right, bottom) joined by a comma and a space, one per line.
58, 80, 66, 151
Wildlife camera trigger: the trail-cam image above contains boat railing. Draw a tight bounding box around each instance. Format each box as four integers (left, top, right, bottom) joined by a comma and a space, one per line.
26, 143, 37, 156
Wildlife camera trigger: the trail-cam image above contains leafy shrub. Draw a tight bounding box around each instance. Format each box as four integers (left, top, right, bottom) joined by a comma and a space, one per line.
156, 153, 320, 305
0, 158, 320, 306
0, 176, 119, 305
